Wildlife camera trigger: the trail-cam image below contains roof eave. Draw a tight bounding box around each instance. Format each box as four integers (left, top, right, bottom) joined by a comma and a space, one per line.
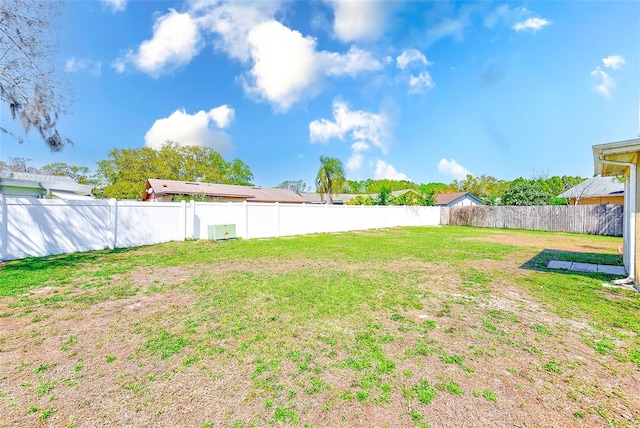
593, 138, 640, 177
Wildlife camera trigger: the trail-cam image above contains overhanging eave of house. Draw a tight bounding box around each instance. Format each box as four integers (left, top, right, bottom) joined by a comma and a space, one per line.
593, 138, 640, 176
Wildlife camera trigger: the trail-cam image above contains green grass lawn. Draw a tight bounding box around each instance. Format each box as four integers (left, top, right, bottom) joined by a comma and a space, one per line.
0, 226, 638, 427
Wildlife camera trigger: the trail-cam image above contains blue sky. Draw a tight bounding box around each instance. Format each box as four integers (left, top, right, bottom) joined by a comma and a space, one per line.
1, 0, 638, 188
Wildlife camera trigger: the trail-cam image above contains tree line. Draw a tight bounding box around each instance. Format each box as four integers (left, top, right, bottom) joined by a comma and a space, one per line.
277, 157, 586, 206
2, 151, 586, 205
1, 142, 253, 200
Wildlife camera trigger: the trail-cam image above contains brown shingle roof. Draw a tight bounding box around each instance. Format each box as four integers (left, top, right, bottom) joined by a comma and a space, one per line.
146, 179, 305, 203
435, 192, 468, 205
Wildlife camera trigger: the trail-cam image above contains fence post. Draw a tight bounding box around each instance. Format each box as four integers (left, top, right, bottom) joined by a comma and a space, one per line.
110, 198, 118, 249
244, 200, 249, 239
302, 203, 306, 235
275, 202, 280, 237
179, 200, 187, 240
0, 195, 7, 260
324, 202, 329, 232
190, 200, 197, 239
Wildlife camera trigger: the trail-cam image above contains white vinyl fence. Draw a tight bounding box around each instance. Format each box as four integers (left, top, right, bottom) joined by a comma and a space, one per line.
0, 196, 442, 261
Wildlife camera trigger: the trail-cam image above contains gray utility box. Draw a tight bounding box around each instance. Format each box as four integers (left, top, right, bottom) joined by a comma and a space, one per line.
208, 224, 236, 241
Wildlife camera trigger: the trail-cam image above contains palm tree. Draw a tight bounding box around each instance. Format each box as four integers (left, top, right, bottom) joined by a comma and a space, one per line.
316, 156, 346, 204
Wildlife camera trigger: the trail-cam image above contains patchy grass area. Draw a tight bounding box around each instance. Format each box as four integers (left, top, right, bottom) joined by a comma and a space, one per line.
0, 226, 638, 427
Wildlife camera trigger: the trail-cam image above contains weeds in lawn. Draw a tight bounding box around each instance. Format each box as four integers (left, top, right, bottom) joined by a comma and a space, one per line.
0, 227, 637, 427
145, 330, 189, 360
413, 380, 437, 405
35, 378, 56, 396
434, 379, 464, 396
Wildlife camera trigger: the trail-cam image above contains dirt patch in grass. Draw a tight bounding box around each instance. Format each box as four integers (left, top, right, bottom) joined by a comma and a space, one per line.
470, 229, 622, 254
0, 229, 638, 427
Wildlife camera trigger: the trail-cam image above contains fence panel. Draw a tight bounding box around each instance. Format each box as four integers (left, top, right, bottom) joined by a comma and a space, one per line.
2, 198, 112, 260
0, 199, 443, 261
245, 203, 279, 238
193, 202, 247, 239
116, 201, 185, 247
448, 204, 623, 236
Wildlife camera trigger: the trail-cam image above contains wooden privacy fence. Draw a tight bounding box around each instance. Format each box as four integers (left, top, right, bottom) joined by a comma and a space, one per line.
447, 204, 623, 236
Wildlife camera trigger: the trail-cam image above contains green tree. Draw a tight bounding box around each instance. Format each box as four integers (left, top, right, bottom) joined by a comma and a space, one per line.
41, 162, 91, 184
225, 158, 254, 186
392, 190, 434, 206
96, 141, 254, 200
316, 156, 346, 204
375, 187, 393, 206
276, 180, 310, 194
451, 174, 509, 202
365, 179, 416, 193
500, 178, 551, 206
346, 195, 374, 205
347, 179, 368, 194
543, 175, 586, 196
416, 182, 448, 196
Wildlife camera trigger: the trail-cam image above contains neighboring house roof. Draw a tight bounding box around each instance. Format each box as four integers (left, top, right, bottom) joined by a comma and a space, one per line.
145, 179, 306, 203
435, 192, 483, 206
557, 176, 624, 199
0, 171, 93, 197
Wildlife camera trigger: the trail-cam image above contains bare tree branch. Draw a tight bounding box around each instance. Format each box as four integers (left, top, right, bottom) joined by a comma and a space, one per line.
0, 0, 71, 151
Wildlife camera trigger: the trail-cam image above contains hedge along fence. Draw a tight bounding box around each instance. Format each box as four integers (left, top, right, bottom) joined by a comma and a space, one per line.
447, 204, 623, 236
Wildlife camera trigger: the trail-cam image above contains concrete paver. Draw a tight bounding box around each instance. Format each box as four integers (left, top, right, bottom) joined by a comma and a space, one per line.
547, 260, 626, 276
571, 262, 598, 273
547, 261, 573, 270
597, 265, 627, 275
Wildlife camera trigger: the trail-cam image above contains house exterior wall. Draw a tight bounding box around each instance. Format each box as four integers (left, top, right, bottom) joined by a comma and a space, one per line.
570, 196, 624, 205
635, 171, 640, 285
451, 196, 480, 207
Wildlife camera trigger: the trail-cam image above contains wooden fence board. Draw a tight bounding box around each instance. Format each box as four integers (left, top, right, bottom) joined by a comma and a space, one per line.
448, 204, 623, 236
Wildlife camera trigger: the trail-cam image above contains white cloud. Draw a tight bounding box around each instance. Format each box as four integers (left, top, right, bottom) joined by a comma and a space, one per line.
195, 1, 279, 62
111, 58, 126, 73
115, 9, 202, 77
408, 72, 435, 94
437, 158, 471, 180
115, 2, 381, 110
427, 16, 469, 44
346, 153, 364, 171
602, 55, 626, 70
244, 21, 321, 111
323, 47, 382, 76
396, 49, 434, 95
374, 160, 409, 180
64, 58, 102, 76
309, 100, 391, 153
484, 4, 528, 28
396, 49, 430, 70
328, 0, 389, 42
144, 107, 233, 152
591, 66, 615, 98
209, 105, 235, 129
424, 4, 478, 47
512, 17, 551, 33
244, 21, 381, 111
351, 141, 369, 152
101, 0, 126, 13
